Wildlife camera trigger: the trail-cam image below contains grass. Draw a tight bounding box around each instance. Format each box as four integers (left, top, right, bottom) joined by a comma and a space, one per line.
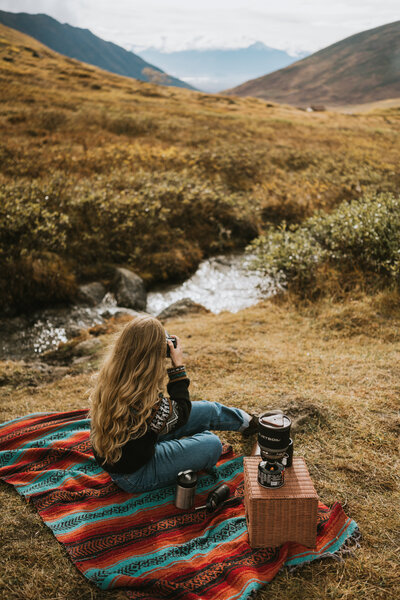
0, 21, 399, 600
0, 24, 399, 312
1, 293, 399, 599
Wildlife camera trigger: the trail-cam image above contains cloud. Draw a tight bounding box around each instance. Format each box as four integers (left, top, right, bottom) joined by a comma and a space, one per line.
0, 0, 81, 25
0, 0, 398, 53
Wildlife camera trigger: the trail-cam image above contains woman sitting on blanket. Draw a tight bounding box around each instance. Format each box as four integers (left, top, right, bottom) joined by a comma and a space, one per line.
89, 315, 257, 493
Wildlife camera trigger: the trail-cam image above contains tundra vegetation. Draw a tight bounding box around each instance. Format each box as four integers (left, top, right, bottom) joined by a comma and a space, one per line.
248, 192, 400, 298
0, 24, 399, 600
0, 24, 399, 312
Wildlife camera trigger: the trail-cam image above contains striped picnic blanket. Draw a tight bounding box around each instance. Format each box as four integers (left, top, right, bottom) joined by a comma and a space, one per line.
0, 410, 359, 600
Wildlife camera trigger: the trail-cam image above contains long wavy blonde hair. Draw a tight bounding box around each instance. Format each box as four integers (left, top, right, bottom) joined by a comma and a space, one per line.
89, 315, 166, 466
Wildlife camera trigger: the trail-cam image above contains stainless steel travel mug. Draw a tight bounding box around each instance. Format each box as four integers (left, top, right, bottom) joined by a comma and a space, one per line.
175, 470, 197, 509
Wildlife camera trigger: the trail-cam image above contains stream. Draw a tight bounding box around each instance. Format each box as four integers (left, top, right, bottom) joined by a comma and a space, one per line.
146, 253, 271, 314
0, 253, 274, 361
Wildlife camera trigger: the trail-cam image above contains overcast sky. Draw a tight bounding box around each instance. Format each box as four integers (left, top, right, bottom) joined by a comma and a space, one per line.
0, 0, 399, 54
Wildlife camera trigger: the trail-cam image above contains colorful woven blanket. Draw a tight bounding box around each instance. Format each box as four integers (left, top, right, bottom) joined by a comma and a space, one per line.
0, 410, 359, 600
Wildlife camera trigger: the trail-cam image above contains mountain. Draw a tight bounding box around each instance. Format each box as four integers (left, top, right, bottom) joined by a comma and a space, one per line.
136, 43, 306, 93
225, 21, 400, 106
0, 9, 195, 90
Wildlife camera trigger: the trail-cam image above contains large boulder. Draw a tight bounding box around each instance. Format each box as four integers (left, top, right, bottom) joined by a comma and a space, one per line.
112, 268, 147, 311
157, 298, 209, 320
76, 282, 106, 306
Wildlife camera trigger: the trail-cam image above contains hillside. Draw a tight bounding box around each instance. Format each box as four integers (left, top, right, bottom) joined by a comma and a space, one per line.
0, 9, 194, 90
0, 22, 399, 316
226, 20, 400, 107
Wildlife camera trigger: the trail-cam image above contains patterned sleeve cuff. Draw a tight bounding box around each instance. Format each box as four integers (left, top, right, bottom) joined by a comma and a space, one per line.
167, 365, 187, 382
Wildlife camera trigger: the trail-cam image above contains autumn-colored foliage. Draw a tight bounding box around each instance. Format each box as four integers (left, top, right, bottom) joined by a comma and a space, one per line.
0, 23, 399, 313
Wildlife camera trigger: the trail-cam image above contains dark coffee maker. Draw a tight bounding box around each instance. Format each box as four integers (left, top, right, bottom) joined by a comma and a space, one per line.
257, 411, 293, 489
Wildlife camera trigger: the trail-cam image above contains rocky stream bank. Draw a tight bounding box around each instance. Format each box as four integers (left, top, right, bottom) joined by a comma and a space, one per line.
0, 253, 273, 362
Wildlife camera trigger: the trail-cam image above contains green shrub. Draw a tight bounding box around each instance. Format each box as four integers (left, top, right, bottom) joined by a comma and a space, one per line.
0, 252, 77, 315
0, 172, 257, 312
0, 181, 70, 260
65, 171, 257, 270
307, 194, 400, 276
248, 193, 400, 296
249, 225, 324, 290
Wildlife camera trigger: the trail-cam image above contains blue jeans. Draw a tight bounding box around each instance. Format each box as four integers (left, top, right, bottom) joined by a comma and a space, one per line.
109, 401, 250, 493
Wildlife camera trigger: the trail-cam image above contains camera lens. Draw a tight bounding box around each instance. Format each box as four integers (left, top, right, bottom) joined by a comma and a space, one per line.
206, 483, 230, 512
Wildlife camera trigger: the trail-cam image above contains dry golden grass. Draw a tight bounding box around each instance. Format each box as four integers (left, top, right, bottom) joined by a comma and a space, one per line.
332, 97, 400, 114
1, 23, 400, 312
1, 294, 399, 600
1, 22, 399, 599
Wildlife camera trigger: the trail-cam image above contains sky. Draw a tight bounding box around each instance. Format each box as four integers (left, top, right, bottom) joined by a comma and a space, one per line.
0, 0, 399, 55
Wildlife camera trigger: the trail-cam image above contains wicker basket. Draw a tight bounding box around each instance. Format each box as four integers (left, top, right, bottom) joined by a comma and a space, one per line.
243, 456, 318, 548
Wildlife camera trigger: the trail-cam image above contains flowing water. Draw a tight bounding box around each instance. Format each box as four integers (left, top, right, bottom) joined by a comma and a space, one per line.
146, 253, 272, 315
0, 253, 274, 361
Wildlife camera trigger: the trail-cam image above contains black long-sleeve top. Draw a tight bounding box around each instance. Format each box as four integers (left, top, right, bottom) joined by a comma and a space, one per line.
91, 366, 191, 474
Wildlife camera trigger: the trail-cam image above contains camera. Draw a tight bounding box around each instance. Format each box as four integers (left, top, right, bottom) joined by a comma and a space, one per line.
257, 411, 293, 489
166, 333, 177, 358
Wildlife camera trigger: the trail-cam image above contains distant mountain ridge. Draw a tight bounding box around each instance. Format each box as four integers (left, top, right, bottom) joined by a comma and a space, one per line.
136, 43, 307, 93
225, 21, 400, 106
0, 10, 195, 90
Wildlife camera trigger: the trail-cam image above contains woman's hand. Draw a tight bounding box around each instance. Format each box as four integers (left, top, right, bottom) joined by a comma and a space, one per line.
167, 335, 184, 368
